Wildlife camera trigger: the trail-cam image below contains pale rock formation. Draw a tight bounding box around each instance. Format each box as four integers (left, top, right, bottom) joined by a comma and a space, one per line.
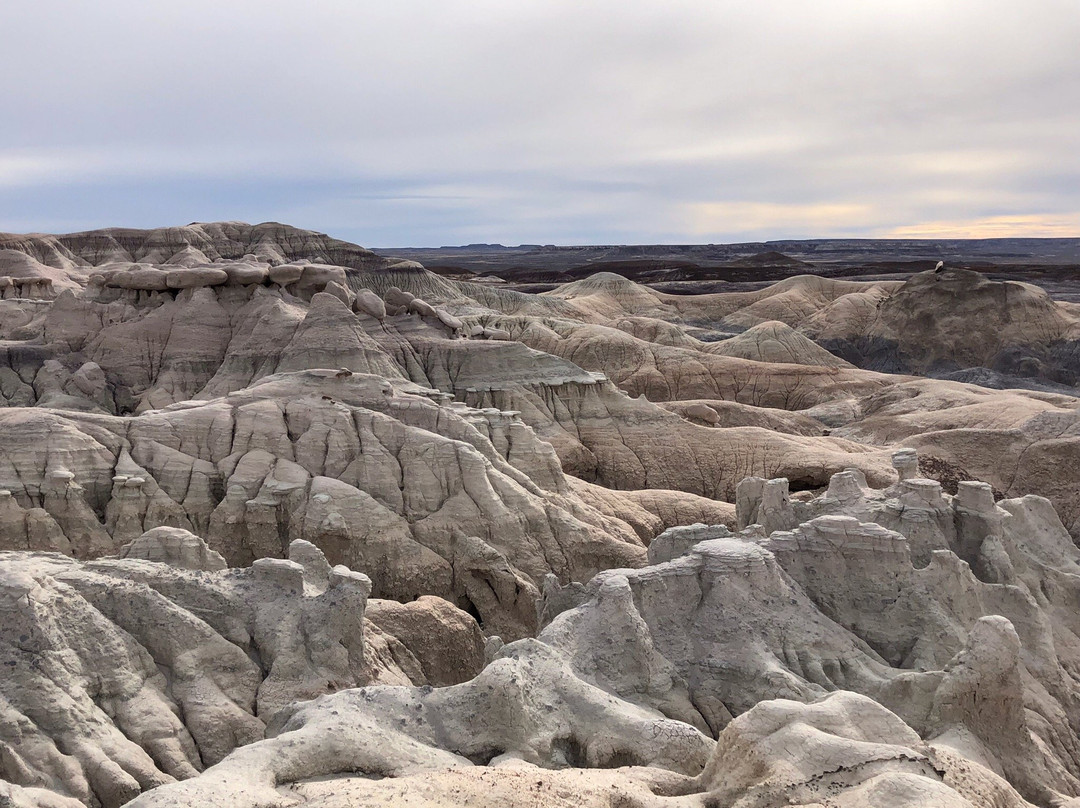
105, 266, 169, 291
0, 276, 57, 301
221, 261, 269, 286
704, 319, 854, 368
294, 264, 348, 299
0, 781, 86, 808
435, 307, 463, 332
662, 398, 826, 435
110, 585, 1037, 808
818, 267, 1080, 383
0, 371, 648, 637
471, 312, 893, 408
407, 297, 437, 318
267, 263, 303, 285
165, 267, 228, 289
0, 223, 392, 275
893, 446, 919, 480
352, 288, 386, 319
0, 487, 71, 553
735, 475, 798, 534
646, 521, 733, 564
117, 526, 227, 571
7, 237, 1071, 537
123, 640, 714, 808
0, 542, 489, 806
0, 249, 83, 294
321, 279, 353, 307
384, 285, 415, 314
465, 374, 894, 500
0, 223, 1077, 808
365, 595, 487, 686
698, 691, 1032, 808
532, 460, 1080, 803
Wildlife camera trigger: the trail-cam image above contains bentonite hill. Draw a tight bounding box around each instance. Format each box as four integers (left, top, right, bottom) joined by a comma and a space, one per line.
2, 221, 1080, 808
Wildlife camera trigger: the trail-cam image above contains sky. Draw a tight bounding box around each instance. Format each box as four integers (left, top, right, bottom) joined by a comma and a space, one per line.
1, 0, 1078, 246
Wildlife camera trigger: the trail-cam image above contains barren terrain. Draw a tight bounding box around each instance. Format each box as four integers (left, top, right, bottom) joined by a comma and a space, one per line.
1, 222, 1079, 808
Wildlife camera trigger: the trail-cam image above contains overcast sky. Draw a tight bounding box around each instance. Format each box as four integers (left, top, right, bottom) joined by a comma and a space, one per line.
2, 0, 1078, 246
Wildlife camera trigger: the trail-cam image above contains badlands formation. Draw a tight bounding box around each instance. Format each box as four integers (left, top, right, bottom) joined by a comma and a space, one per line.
0, 222, 1079, 807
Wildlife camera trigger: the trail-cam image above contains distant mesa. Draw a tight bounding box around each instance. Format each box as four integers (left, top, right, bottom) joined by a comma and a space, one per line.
725, 250, 809, 268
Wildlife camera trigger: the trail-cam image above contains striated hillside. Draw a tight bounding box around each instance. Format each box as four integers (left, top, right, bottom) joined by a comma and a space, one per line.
1, 222, 1079, 808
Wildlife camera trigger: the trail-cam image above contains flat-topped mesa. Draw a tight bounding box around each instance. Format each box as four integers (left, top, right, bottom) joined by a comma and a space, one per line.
0, 222, 393, 272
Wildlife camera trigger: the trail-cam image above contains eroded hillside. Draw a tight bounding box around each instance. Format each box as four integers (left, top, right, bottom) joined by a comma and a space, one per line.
1, 222, 1078, 808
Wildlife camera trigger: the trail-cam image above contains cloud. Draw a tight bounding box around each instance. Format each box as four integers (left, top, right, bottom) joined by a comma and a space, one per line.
884, 214, 1080, 239
1, 0, 1078, 244
686, 202, 876, 240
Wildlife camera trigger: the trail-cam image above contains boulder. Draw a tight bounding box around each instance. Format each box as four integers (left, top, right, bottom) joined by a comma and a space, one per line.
165, 267, 228, 289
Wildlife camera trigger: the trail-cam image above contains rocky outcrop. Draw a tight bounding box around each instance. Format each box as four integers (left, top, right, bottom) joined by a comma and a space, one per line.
87, 477, 1052, 806
806, 268, 1080, 384
703, 319, 854, 368
0, 222, 393, 274
365, 595, 486, 686
120, 639, 713, 808
116, 685, 1034, 808
467, 312, 894, 407
0, 231, 1074, 538
0, 540, 488, 807
1, 224, 1078, 808
698, 691, 1032, 808
117, 526, 227, 571
0, 370, 647, 637
541, 462, 1080, 805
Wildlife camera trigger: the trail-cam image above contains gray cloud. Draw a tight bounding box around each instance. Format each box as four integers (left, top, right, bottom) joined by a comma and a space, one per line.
2, 0, 1078, 245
